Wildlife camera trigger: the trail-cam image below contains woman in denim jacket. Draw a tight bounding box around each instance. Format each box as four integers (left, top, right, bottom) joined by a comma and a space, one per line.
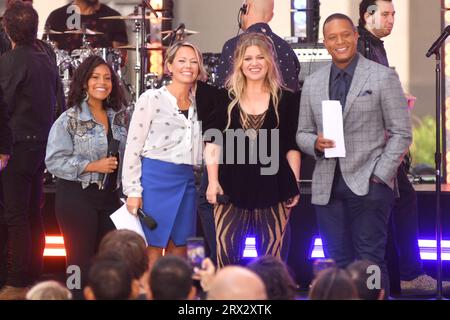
45, 56, 128, 297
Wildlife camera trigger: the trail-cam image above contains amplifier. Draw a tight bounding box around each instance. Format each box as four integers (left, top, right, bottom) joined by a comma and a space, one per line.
292, 44, 332, 88
291, 44, 332, 180
293, 46, 332, 62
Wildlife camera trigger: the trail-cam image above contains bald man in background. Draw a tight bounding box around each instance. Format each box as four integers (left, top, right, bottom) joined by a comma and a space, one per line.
198, 0, 301, 266
216, 0, 300, 90
207, 266, 267, 300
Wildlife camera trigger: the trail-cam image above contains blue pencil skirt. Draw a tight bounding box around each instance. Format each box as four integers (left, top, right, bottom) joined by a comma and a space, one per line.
141, 157, 196, 247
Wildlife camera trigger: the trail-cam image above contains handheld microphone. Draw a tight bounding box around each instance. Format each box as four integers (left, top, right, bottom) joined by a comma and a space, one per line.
120, 198, 158, 230
101, 139, 120, 190
426, 25, 450, 58
137, 207, 158, 230
217, 194, 230, 205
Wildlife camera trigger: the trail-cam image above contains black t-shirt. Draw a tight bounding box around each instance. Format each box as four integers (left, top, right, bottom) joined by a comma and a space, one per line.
45, 4, 128, 52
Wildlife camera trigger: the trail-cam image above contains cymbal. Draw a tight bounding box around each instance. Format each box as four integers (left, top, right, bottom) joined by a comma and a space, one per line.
111, 3, 169, 12
42, 29, 63, 35
64, 29, 104, 35
117, 43, 167, 50
100, 15, 172, 21
161, 29, 199, 36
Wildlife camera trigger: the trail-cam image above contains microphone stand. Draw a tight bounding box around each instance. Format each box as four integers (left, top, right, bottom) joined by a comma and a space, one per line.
426, 31, 446, 301
140, 1, 148, 97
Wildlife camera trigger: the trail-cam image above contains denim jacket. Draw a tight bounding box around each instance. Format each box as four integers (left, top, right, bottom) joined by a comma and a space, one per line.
45, 101, 129, 189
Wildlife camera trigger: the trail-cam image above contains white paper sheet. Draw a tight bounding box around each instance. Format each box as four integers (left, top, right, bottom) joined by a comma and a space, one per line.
322, 100, 346, 158
110, 204, 148, 246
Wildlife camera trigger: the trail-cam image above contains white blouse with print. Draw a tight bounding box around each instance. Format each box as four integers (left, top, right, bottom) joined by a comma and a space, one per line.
122, 86, 202, 198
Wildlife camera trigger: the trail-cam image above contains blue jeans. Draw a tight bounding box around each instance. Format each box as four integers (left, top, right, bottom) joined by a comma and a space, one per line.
315, 169, 394, 294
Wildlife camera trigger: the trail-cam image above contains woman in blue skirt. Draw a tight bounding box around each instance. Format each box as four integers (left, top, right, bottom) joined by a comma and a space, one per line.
122, 41, 207, 267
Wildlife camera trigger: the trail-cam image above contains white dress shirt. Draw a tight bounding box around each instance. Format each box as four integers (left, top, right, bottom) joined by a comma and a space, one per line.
122, 86, 203, 197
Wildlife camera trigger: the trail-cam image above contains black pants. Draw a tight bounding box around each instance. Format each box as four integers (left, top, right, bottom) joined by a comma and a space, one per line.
389, 163, 423, 280
55, 179, 119, 297
0, 141, 46, 287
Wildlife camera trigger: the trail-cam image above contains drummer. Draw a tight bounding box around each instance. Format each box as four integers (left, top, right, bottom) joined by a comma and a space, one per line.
44, 0, 128, 53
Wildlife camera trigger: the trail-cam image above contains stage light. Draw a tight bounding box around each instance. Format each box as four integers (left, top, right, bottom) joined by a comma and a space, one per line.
293, 0, 307, 10
45, 236, 64, 245
147, 0, 164, 76
309, 236, 450, 261
152, 0, 163, 9
445, 0, 450, 9
43, 249, 66, 257
242, 236, 258, 258
445, 11, 450, 23
445, 55, 450, 65
44, 235, 66, 257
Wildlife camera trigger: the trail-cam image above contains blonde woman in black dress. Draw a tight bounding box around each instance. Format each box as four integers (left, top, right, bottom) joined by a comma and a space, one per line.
203, 32, 301, 267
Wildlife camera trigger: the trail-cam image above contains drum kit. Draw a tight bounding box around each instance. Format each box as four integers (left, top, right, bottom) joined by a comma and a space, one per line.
202, 53, 222, 86
43, 2, 202, 105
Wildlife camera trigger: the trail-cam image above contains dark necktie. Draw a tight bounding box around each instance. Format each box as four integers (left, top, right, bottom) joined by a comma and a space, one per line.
336, 71, 347, 109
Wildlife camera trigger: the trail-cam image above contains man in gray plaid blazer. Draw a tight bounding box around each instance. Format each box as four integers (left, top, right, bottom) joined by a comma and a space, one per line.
296, 13, 412, 295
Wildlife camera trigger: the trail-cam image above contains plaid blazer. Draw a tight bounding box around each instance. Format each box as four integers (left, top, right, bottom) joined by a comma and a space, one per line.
296, 54, 412, 205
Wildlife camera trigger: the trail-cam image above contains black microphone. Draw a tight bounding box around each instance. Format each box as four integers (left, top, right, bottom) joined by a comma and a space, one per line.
426, 25, 450, 58
217, 194, 230, 205
171, 23, 186, 43
164, 23, 186, 43
101, 139, 120, 190
120, 198, 158, 230
175, 23, 186, 34
137, 207, 158, 230
142, 0, 159, 18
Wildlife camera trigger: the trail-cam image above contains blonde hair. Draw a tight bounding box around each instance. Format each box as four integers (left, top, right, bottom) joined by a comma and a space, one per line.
164, 41, 208, 81
26, 281, 72, 300
224, 32, 285, 130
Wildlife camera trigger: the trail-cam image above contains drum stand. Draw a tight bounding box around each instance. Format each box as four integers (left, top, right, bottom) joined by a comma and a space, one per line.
130, 1, 159, 104
132, 17, 142, 104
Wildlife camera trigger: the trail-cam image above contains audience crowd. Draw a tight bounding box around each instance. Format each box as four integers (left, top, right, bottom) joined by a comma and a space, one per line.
20, 229, 385, 301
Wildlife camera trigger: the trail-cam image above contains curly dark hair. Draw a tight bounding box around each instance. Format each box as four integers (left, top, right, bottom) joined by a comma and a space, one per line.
3, 1, 38, 46
68, 55, 127, 111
